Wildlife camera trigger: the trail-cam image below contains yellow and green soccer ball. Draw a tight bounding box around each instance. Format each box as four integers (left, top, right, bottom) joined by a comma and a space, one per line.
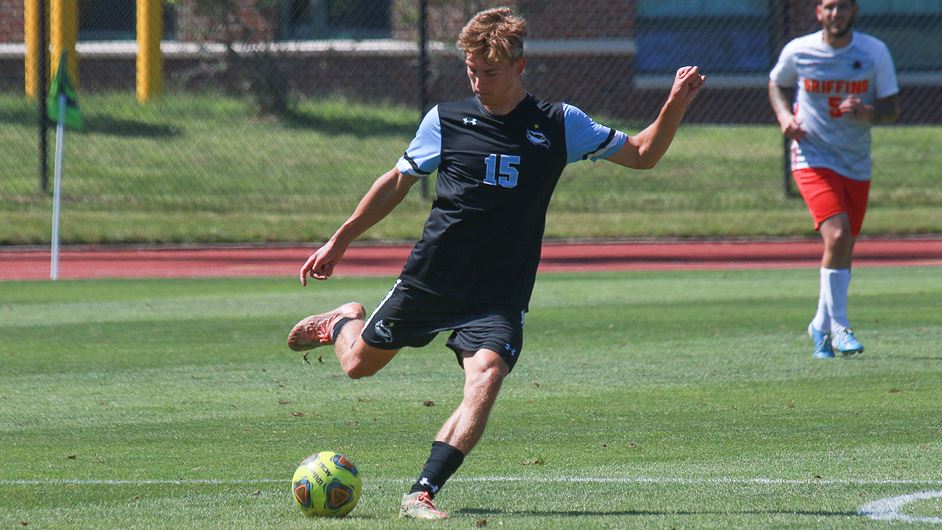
291, 451, 362, 517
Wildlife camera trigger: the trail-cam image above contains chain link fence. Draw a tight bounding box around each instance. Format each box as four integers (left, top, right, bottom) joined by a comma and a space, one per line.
1, 0, 940, 245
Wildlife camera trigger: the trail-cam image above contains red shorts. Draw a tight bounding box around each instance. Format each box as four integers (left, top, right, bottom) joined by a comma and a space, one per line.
793, 167, 870, 236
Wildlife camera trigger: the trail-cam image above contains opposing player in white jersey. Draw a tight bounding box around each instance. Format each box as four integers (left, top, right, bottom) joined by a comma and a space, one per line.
769, 0, 899, 358
286, 7, 705, 519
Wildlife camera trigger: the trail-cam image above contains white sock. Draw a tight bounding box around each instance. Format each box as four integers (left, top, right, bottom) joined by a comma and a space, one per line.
821, 267, 852, 332
811, 269, 830, 332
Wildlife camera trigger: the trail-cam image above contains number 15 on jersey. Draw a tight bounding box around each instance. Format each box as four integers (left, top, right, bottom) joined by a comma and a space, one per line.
483, 154, 521, 188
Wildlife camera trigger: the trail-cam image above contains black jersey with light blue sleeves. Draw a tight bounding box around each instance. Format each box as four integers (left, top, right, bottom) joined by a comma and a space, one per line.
563, 103, 627, 163
396, 106, 441, 176
396, 94, 626, 307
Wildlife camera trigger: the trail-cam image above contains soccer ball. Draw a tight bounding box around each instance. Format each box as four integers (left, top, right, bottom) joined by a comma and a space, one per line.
291, 451, 362, 517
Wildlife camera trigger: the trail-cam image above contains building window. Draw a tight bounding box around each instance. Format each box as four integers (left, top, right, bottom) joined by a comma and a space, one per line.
277, 0, 391, 40
635, 0, 769, 74
855, 1, 942, 72
78, 0, 176, 41
635, 0, 942, 75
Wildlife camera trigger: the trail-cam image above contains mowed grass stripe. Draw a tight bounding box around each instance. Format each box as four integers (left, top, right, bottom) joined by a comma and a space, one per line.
1, 269, 940, 528
4, 476, 942, 486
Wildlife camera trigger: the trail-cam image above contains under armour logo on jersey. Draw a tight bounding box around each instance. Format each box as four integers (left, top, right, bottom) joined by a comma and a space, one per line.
503, 342, 518, 357
526, 128, 550, 149
462, 117, 477, 126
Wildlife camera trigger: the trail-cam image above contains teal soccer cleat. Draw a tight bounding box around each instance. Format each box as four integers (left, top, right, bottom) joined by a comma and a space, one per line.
831, 328, 864, 355
808, 324, 834, 359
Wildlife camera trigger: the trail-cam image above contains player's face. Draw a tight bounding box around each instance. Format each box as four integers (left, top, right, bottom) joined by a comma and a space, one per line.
817, 0, 858, 39
465, 52, 524, 108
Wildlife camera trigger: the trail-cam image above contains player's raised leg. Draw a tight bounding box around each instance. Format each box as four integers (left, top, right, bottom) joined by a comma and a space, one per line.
288, 302, 365, 351
400, 348, 509, 520
288, 303, 400, 378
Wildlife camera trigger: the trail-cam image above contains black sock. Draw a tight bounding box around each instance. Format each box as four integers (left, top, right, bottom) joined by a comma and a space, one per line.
331, 317, 354, 342
409, 441, 465, 498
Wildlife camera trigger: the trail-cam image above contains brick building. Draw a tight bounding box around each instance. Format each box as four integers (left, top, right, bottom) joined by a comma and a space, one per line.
0, 0, 24, 43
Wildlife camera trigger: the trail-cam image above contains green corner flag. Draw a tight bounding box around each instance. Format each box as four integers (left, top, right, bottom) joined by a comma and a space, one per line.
47, 52, 84, 130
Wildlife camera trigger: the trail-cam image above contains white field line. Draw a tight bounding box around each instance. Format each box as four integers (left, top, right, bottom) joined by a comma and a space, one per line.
2, 476, 942, 487
859, 490, 942, 524
5, 476, 941, 523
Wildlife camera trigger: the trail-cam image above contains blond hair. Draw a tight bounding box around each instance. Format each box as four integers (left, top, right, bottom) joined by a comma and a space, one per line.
457, 7, 526, 64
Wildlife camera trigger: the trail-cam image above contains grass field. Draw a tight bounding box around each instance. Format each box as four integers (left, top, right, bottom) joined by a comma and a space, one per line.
2, 268, 941, 528
2, 93, 941, 244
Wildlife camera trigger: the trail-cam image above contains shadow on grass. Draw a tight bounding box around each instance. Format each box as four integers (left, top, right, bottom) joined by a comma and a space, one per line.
280, 109, 414, 137
0, 107, 180, 138
0, 105, 36, 126
4, 102, 408, 138
458, 508, 860, 517
82, 115, 182, 138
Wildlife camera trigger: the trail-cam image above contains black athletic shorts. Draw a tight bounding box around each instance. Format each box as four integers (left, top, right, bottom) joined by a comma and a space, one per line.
360, 279, 525, 372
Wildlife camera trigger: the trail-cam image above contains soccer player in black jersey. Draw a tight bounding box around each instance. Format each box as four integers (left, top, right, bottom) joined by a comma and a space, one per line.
287, 7, 706, 519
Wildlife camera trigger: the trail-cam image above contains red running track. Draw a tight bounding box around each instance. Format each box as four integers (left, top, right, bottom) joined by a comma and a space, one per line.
2, 238, 941, 281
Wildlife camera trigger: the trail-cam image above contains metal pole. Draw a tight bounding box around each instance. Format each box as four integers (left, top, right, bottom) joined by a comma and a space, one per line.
783, 136, 794, 198
51, 91, 66, 281
418, 0, 429, 199
39, 0, 49, 193
771, 0, 796, 198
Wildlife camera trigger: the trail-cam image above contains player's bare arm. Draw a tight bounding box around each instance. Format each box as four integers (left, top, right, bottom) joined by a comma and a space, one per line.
607, 66, 707, 170
768, 80, 805, 141
839, 94, 900, 124
300, 168, 419, 285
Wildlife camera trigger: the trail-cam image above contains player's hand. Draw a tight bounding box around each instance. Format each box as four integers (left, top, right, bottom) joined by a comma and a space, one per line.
299, 241, 345, 286
671, 66, 707, 105
838, 96, 871, 121
780, 115, 805, 141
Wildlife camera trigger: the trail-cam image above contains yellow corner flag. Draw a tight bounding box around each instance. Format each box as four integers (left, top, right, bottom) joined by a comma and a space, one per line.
47, 52, 84, 130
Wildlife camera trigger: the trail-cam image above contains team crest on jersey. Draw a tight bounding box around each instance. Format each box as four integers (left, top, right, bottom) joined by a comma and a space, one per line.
526, 127, 550, 149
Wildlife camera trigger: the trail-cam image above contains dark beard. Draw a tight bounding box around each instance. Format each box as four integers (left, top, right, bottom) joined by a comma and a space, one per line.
829, 12, 856, 38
